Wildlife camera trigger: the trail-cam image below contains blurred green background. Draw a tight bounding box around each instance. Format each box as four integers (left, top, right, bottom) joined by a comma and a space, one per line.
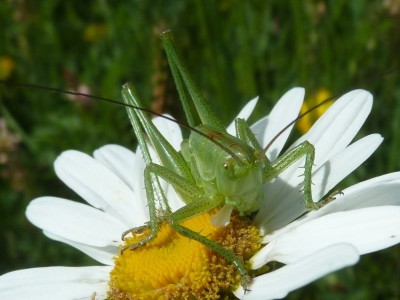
0, 1, 399, 299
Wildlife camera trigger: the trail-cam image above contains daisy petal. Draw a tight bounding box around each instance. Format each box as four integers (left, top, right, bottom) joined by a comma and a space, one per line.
255, 91, 376, 234
55, 150, 147, 227
332, 172, 400, 210
94, 145, 152, 218
0, 266, 111, 300
165, 184, 186, 211
27, 197, 125, 247
152, 114, 183, 151
255, 206, 400, 265
252, 88, 304, 161
273, 90, 373, 205
250, 114, 268, 146
227, 96, 259, 135
267, 172, 400, 239
211, 204, 234, 227
291, 89, 372, 165
43, 231, 117, 265
235, 244, 359, 299
311, 134, 383, 201
93, 144, 139, 191
271, 134, 383, 218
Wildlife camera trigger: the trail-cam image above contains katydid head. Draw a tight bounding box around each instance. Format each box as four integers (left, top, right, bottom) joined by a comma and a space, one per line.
217, 153, 264, 215
183, 125, 264, 215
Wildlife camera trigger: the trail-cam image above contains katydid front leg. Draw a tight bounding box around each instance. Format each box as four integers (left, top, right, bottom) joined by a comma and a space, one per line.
168, 217, 252, 290
160, 193, 252, 289
234, 118, 318, 211
265, 141, 317, 210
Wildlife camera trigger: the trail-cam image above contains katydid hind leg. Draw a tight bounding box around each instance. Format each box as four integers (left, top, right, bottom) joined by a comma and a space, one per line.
160, 30, 225, 131
121, 161, 207, 250
170, 222, 252, 290
167, 193, 224, 223
164, 194, 254, 288
146, 162, 204, 204
122, 83, 194, 183
120, 85, 171, 248
121, 167, 164, 251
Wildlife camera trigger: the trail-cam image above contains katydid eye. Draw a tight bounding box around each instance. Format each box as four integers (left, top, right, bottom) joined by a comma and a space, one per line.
222, 160, 232, 172
222, 159, 237, 178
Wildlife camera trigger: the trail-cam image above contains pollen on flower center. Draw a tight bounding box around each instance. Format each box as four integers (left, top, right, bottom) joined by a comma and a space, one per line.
108, 211, 261, 299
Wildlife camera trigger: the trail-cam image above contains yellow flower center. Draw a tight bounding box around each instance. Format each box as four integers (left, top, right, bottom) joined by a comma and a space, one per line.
108, 211, 261, 299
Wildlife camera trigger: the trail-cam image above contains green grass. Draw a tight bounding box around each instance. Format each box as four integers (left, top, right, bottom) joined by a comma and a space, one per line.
0, 1, 399, 298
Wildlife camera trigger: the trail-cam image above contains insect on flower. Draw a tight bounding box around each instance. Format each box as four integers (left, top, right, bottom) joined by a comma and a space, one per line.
1, 30, 400, 300
118, 30, 322, 289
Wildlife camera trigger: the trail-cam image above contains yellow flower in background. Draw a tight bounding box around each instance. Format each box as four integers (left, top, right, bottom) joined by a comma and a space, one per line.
297, 88, 333, 134
83, 23, 108, 43
0, 56, 15, 80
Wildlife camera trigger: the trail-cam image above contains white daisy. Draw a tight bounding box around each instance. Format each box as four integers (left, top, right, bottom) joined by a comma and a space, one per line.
1, 88, 399, 299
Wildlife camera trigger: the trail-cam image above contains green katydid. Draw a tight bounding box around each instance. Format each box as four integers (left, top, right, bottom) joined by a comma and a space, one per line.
119, 30, 318, 289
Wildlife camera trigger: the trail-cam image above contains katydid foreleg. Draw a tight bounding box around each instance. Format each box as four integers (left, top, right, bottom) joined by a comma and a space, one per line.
265, 141, 317, 210
234, 118, 317, 211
